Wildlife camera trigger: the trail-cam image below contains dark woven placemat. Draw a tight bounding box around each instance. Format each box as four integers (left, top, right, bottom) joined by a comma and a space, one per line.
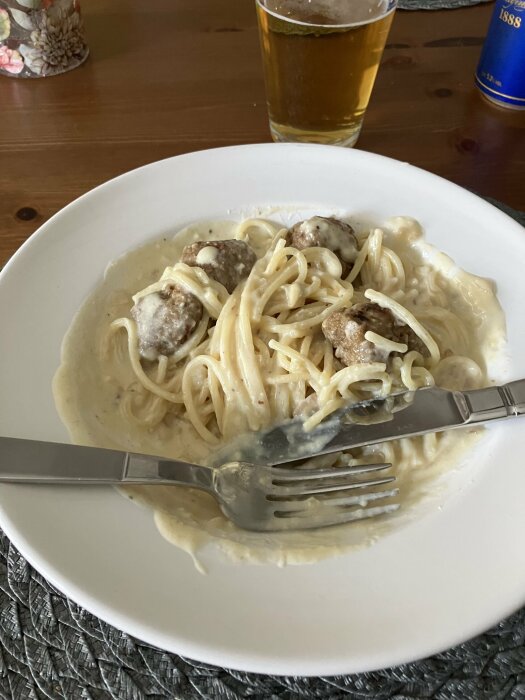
1, 200, 524, 700
398, 0, 492, 10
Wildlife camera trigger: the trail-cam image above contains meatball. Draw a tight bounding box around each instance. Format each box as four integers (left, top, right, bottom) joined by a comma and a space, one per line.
131, 284, 203, 361
322, 302, 427, 366
287, 216, 358, 276
180, 239, 257, 293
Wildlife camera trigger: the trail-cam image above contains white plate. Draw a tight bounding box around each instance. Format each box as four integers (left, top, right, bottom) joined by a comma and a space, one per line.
1, 144, 524, 676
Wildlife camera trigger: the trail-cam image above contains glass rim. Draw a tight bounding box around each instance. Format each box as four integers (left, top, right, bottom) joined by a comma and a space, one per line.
255, 0, 397, 30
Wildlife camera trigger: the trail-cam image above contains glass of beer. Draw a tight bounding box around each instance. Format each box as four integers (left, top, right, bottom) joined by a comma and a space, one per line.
256, 0, 397, 147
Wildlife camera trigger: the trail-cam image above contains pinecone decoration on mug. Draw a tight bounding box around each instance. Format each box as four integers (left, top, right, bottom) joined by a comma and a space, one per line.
0, 0, 88, 78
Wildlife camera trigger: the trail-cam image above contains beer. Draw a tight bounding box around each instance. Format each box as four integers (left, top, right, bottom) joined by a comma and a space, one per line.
256, 0, 396, 147
475, 0, 525, 110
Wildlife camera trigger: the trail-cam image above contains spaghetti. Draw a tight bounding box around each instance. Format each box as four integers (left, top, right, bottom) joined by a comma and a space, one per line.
106, 218, 484, 445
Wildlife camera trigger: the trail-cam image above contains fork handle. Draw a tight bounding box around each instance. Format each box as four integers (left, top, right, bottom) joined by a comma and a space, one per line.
124, 453, 214, 491
0, 436, 215, 490
463, 379, 525, 423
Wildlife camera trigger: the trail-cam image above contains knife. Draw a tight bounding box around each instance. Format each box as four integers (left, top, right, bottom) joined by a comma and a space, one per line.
217, 379, 525, 466
2, 380, 525, 481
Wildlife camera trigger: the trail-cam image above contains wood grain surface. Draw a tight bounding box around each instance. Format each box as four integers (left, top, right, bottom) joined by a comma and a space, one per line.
0, 0, 523, 266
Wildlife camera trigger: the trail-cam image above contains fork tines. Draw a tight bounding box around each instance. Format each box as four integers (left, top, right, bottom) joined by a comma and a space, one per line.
268, 462, 400, 526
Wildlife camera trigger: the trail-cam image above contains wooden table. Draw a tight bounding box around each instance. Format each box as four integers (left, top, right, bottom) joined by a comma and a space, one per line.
1, 0, 523, 267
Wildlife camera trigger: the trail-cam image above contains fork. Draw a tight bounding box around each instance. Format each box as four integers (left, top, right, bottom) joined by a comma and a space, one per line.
0, 437, 399, 532
130, 456, 400, 531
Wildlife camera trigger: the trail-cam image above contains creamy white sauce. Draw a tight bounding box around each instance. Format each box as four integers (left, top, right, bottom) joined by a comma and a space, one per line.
301, 216, 358, 262
53, 216, 506, 571
132, 292, 169, 361
195, 246, 219, 266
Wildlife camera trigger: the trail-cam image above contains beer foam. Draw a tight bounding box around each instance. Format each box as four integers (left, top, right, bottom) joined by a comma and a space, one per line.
262, 0, 392, 27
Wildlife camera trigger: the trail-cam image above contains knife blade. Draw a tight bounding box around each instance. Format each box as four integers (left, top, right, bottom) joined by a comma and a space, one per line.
218, 380, 525, 466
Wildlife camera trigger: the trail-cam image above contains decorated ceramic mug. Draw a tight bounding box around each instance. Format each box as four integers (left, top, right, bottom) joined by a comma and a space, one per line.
0, 0, 88, 78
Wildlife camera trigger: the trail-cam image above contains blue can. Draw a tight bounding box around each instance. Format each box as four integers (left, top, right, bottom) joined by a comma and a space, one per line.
475, 0, 525, 109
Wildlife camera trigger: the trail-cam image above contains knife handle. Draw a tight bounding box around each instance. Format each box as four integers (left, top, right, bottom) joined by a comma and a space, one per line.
503, 380, 525, 414
463, 379, 525, 424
